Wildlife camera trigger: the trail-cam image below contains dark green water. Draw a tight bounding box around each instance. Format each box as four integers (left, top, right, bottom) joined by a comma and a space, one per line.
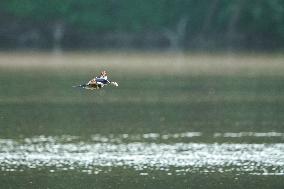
0, 67, 284, 188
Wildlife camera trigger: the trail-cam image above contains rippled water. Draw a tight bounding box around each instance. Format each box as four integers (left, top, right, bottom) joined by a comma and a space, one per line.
1, 132, 284, 175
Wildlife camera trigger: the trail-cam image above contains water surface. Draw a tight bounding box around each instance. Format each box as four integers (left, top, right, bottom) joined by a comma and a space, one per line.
1, 132, 283, 176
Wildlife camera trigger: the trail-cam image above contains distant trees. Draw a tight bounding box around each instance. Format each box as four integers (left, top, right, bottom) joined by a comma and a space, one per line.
0, 0, 283, 51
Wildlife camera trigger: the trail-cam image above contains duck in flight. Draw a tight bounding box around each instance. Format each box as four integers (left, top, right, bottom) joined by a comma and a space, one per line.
73, 70, 118, 90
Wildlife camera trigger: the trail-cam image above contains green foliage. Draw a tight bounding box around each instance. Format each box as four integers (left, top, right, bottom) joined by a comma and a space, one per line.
2, 0, 70, 20
0, 0, 284, 49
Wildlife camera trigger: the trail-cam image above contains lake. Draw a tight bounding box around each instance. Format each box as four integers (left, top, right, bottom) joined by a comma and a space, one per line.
0, 52, 283, 188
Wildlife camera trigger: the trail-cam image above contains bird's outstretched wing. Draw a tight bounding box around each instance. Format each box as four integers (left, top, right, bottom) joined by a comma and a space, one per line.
72, 84, 87, 88
73, 84, 99, 90
73, 81, 118, 90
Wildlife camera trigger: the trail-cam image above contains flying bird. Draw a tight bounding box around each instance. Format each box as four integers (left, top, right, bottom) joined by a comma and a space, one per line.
73, 70, 118, 90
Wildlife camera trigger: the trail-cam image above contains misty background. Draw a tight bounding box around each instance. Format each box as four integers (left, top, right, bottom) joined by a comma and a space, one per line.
0, 0, 283, 52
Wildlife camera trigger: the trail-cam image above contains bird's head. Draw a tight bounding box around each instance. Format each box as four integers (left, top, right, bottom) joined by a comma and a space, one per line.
101, 70, 107, 76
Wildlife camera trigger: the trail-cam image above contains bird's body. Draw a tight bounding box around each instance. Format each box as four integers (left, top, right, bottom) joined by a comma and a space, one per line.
73, 71, 118, 90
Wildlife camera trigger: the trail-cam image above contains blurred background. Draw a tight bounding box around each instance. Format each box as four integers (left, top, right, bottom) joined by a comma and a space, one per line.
0, 1, 284, 189
1, 0, 284, 52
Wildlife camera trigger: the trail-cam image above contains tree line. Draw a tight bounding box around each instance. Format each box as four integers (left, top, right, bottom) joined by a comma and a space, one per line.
0, 0, 283, 51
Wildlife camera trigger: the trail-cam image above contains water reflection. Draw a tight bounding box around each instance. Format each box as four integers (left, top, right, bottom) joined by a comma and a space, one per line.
0, 133, 283, 175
